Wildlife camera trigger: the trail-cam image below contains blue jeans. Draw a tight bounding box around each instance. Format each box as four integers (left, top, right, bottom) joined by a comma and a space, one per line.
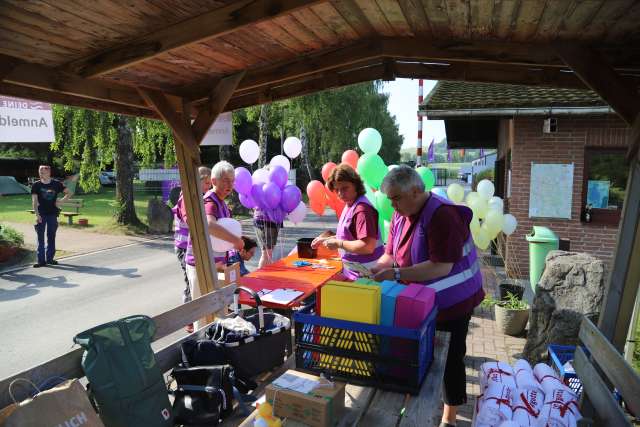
35, 214, 58, 264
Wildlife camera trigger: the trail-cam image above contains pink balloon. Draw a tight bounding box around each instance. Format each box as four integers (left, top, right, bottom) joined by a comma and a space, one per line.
306, 180, 326, 204
321, 162, 337, 182
341, 150, 359, 170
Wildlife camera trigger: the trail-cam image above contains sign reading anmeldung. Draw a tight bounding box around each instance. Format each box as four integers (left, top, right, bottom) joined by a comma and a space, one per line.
200, 112, 232, 146
0, 96, 55, 143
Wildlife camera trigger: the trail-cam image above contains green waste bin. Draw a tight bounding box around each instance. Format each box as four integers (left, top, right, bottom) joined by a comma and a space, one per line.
525, 226, 559, 291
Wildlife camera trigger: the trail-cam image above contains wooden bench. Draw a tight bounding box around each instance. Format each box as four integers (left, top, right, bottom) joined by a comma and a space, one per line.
573, 317, 640, 426
28, 198, 84, 225
0, 283, 451, 426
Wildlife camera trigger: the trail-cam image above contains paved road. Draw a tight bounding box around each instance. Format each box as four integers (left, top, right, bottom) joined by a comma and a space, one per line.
0, 214, 338, 379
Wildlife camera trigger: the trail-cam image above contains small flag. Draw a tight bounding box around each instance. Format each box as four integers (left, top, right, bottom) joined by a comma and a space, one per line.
427, 138, 435, 162
480, 148, 485, 157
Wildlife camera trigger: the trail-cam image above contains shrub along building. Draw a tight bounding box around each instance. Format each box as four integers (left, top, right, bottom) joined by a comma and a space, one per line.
420, 81, 630, 277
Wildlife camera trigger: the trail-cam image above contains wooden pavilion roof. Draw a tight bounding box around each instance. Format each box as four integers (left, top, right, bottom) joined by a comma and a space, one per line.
1, 0, 640, 121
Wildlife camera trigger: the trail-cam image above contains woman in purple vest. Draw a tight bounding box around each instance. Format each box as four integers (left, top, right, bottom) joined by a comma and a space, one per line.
185, 161, 244, 308
371, 165, 484, 427
311, 164, 384, 280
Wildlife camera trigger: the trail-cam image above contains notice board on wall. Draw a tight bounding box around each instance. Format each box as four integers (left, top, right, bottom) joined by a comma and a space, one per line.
529, 163, 574, 219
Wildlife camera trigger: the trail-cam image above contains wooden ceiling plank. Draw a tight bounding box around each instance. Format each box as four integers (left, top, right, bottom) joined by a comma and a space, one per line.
330, 0, 378, 37
272, 15, 325, 49
311, 3, 360, 40
490, 0, 520, 39
218, 32, 280, 63
421, 0, 452, 37
0, 82, 156, 118
255, 21, 311, 52
0, 29, 79, 58
398, 0, 432, 37
604, 1, 640, 42
64, 0, 323, 77
291, 8, 342, 45
192, 71, 245, 143
0, 57, 22, 82
558, 0, 606, 39
534, 0, 572, 41
376, 0, 414, 36
443, 0, 471, 39
584, 0, 636, 41
555, 43, 640, 126
354, 0, 396, 36
0, 38, 64, 65
469, 0, 493, 38
191, 40, 254, 69
138, 88, 200, 160
511, 0, 546, 42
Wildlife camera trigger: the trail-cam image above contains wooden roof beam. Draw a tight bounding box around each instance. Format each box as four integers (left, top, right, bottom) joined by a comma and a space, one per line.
63, 0, 323, 78
555, 44, 640, 126
192, 71, 245, 144
0, 56, 21, 81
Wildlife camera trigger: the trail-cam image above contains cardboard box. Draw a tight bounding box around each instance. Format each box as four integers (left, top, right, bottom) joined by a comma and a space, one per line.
265, 370, 346, 427
217, 262, 240, 286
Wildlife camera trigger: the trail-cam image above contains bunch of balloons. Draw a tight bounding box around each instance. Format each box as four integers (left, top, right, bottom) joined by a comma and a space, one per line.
237, 136, 308, 225
445, 179, 518, 250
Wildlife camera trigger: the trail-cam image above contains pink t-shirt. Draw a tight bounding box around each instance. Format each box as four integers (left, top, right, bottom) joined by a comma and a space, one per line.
204, 198, 218, 218
350, 203, 379, 240
178, 197, 187, 222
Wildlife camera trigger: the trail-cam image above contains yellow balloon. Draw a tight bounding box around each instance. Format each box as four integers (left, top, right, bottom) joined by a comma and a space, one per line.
484, 209, 504, 236
482, 222, 500, 240
466, 191, 480, 205
469, 197, 488, 219
472, 228, 490, 250
447, 183, 465, 203
470, 215, 480, 235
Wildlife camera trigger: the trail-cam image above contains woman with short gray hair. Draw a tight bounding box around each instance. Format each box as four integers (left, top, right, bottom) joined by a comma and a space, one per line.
372, 165, 484, 427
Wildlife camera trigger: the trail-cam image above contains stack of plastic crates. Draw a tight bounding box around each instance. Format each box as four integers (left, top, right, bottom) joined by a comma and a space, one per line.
548, 344, 587, 397
293, 305, 437, 394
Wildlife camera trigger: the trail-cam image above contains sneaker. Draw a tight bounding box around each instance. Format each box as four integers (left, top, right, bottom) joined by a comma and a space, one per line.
33, 263, 46, 268
47, 260, 59, 265
185, 324, 194, 334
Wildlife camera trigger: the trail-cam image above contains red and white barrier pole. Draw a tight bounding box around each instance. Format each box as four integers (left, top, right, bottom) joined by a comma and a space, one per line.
416, 79, 424, 167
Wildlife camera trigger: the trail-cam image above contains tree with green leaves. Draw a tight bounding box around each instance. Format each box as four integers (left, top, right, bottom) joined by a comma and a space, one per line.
52, 105, 174, 226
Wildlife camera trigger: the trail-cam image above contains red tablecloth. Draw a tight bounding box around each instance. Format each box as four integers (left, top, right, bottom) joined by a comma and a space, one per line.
238, 247, 343, 308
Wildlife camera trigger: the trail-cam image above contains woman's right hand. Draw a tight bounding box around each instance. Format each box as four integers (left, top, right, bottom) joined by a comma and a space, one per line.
233, 237, 245, 251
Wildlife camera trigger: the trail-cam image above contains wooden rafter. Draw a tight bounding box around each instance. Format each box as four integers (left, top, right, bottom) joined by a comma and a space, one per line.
63, 0, 323, 78
0, 56, 21, 81
629, 113, 640, 162
192, 71, 246, 144
555, 44, 640, 126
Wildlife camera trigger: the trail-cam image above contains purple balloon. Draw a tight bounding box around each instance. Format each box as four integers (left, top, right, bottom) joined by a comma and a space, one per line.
239, 193, 256, 209
268, 207, 286, 224
280, 185, 302, 213
250, 184, 265, 209
269, 165, 288, 189
234, 167, 252, 195
262, 182, 282, 209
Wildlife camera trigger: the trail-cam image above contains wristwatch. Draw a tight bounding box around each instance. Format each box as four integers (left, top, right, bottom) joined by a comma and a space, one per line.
393, 267, 401, 281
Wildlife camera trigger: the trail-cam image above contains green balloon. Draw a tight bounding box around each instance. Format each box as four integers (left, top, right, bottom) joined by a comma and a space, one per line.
382, 220, 390, 244
357, 153, 387, 189
416, 166, 435, 191
375, 190, 394, 221
358, 128, 382, 154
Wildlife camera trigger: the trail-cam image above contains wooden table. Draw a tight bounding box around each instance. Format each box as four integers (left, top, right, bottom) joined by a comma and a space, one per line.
221, 331, 450, 427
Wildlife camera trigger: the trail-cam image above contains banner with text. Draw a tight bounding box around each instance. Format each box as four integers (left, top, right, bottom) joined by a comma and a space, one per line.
0, 96, 55, 143
200, 112, 232, 146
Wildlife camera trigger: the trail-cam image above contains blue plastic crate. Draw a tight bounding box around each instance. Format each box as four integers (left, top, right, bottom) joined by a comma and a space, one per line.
548, 344, 586, 397
293, 305, 437, 394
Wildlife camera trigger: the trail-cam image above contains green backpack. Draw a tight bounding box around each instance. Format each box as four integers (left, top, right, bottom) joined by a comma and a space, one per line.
74, 315, 173, 427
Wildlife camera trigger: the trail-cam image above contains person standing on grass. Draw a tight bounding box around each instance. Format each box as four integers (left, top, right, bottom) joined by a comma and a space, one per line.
172, 166, 211, 307
371, 165, 484, 427
31, 165, 70, 268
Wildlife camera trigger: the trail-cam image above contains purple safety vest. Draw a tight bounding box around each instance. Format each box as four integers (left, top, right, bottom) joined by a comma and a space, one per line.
172, 193, 189, 250
390, 193, 483, 310
185, 190, 231, 266
336, 195, 385, 280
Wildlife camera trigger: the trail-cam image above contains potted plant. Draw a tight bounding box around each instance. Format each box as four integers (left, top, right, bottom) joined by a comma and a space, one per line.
494, 233, 527, 301
481, 291, 530, 336
0, 224, 24, 263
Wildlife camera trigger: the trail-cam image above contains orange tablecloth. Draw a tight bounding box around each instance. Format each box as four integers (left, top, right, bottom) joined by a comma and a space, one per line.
238, 247, 343, 308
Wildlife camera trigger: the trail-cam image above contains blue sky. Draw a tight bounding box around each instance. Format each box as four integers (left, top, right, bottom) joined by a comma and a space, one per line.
381, 78, 446, 149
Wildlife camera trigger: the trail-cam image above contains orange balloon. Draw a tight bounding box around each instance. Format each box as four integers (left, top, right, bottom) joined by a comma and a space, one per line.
333, 199, 345, 218
310, 199, 325, 216
321, 162, 337, 182
306, 180, 326, 204
341, 150, 359, 170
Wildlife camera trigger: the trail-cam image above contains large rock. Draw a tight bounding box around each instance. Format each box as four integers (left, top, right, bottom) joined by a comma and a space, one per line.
523, 251, 606, 363
147, 197, 173, 234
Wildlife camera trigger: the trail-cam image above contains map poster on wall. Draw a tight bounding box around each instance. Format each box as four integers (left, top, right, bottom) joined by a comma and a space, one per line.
529, 163, 574, 219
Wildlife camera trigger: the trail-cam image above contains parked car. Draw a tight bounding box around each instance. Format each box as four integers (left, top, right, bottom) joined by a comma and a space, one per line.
99, 171, 116, 186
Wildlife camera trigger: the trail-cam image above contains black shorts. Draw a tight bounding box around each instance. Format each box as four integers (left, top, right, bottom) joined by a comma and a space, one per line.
254, 220, 281, 249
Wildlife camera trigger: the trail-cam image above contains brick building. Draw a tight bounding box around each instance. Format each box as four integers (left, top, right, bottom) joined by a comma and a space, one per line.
421, 81, 630, 277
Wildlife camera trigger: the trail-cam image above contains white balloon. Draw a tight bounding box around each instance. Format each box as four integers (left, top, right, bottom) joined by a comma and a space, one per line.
477, 179, 495, 200
388, 164, 398, 171
502, 213, 518, 236
270, 155, 291, 172
488, 196, 504, 213
210, 217, 241, 252
239, 139, 259, 164
252, 168, 269, 184
287, 201, 307, 224
283, 136, 302, 159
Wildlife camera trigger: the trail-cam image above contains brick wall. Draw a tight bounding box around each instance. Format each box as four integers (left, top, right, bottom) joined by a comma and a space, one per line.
502, 115, 629, 278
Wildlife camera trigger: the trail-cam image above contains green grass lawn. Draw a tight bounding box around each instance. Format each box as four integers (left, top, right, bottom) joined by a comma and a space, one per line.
0, 183, 159, 233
